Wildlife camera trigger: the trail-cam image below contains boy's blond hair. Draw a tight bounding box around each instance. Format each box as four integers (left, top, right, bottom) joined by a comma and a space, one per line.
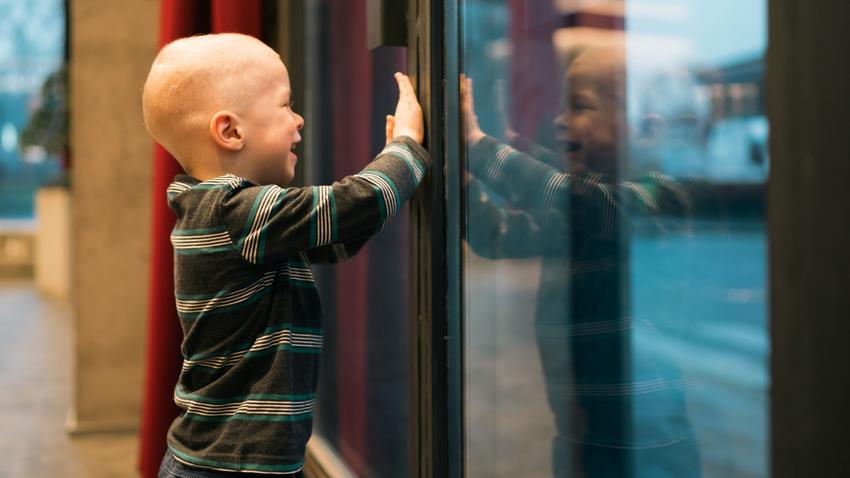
142, 33, 279, 168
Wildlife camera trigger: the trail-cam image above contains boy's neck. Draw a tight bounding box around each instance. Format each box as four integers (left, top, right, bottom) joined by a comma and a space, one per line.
186, 164, 226, 181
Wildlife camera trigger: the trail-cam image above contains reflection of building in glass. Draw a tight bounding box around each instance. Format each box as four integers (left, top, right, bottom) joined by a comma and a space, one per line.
700, 58, 764, 119
697, 58, 769, 182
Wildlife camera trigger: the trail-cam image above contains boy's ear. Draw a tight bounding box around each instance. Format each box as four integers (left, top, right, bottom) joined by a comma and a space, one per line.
637, 113, 666, 145
210, 111, 245, 151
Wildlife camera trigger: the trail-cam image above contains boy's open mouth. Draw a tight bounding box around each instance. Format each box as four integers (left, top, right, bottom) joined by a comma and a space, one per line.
556, 138, 582, 153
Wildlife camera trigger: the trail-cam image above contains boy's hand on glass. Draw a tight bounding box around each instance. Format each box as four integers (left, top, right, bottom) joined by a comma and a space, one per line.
390, 72, 424, 144
385, 115, 396, 145
495, 78, 519, 144
461, 74, 486, 145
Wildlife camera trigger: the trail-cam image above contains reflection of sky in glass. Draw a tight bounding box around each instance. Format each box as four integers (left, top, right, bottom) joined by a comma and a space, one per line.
624, 0, 768, 180
0, 0, 65, 92
0, 0, 64, 218
627, 0, 766, 65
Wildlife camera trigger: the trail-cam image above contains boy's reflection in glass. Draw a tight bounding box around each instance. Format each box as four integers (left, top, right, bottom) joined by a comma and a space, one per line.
463, 46, 701, 477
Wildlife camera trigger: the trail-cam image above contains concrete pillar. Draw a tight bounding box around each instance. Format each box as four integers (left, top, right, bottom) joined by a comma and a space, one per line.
69, 0, 158, 433
35, 186, 71, 300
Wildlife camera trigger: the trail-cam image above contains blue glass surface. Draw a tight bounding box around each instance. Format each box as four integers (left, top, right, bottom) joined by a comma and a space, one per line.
458, 1, 768, 476
0, 0, 65, 218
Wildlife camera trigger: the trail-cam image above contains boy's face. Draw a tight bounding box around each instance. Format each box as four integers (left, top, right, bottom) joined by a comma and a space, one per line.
553, 52, 626, 175
237, 56, 304, 186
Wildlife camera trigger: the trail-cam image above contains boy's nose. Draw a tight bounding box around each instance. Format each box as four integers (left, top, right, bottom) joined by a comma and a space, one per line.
553, 113, 568, 129
296, 113, 305, 130
553, 114, 569, 136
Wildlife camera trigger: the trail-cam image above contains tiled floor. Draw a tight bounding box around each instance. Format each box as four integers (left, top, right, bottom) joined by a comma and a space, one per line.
0, 280, 139, 478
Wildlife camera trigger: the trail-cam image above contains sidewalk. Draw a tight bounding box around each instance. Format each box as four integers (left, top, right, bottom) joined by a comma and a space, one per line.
0, 280, 138, 477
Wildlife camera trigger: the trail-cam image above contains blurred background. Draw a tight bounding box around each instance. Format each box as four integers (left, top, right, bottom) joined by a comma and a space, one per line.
0, 0, 151, 476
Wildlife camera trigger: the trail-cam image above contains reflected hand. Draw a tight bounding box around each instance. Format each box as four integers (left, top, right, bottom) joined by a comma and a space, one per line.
385, 115, 395, 145
389, 72, 424, 144
461, 74, 486, 145
495, 79, 519, 144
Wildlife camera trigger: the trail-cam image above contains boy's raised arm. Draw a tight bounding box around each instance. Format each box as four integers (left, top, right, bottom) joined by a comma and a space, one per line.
219, 136, 427, 265
219, 74, 427, 266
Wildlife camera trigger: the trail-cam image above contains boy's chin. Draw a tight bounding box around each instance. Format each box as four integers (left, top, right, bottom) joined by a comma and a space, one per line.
276, 171, 295, 187
566, 155, 617, 176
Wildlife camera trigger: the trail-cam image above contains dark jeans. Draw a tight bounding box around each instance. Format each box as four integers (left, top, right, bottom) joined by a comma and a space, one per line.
158, 452, 304, 478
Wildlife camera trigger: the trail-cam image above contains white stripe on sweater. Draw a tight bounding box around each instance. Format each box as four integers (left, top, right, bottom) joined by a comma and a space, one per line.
167, 182, 192, 195
182, 328, 323, 371
382, 144, 424, 182
174, 395, 315, 417
355, 173, 398, 228
314, 186, 333, 247
242, 186, 284, 263
171, 231, 232, 250
487, 146, 512, 184
176, 271, 276, 314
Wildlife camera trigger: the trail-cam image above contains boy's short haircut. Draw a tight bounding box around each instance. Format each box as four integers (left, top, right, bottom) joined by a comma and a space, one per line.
142, 33, 278, 166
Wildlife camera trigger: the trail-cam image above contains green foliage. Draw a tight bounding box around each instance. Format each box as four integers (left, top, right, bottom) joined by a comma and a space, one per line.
19, 64, 68, 157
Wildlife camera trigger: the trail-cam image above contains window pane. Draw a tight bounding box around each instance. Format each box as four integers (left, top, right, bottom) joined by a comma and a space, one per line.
459, 1, 768, 476
0, 0, 65, 218
297, 1, 411, 476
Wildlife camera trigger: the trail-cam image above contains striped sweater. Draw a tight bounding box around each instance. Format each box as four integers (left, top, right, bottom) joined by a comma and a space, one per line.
466, 136, 699, 474
164, 137, 428, 475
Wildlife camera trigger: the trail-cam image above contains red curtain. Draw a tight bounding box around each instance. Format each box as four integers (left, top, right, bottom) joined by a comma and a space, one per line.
509, 0, 561, 140
211, 0, 261, 34
328, 0, 371, 473
138, 2, 262, 476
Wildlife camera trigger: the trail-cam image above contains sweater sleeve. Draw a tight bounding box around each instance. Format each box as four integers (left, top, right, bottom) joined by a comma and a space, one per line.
468, 135, 570, 223
469, 136, 693, 231
220, 136, 428, 266
508, 133, 566, 170
465, 176, 568, 259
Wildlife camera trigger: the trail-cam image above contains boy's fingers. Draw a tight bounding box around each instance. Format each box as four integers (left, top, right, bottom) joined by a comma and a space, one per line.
394, 72, 407, 93
394, 74, 408, 103
385, 115, 395, 144
395, 72, 415, 100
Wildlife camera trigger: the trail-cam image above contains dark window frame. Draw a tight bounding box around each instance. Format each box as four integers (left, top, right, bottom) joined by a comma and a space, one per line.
409, 0, 464, 476
768, 0, 850, 475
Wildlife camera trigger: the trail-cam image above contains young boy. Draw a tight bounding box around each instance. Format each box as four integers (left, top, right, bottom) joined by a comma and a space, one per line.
462, 46, 700, 477
142, 33, 427, 477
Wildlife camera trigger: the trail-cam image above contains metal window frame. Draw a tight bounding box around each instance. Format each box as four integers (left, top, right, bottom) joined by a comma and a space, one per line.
768, 0, 850, 476
409, 0, 442, 472
409, 0, 464, 476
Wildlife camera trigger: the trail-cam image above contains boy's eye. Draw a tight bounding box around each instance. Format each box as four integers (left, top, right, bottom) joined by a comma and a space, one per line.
572, 100, 593, 111
569, 94, 595, 111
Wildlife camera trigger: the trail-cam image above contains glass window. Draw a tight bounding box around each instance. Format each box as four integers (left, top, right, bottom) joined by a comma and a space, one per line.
458, 1, 768, 476
295, 1, 411, 476
0, 0, 66, 219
